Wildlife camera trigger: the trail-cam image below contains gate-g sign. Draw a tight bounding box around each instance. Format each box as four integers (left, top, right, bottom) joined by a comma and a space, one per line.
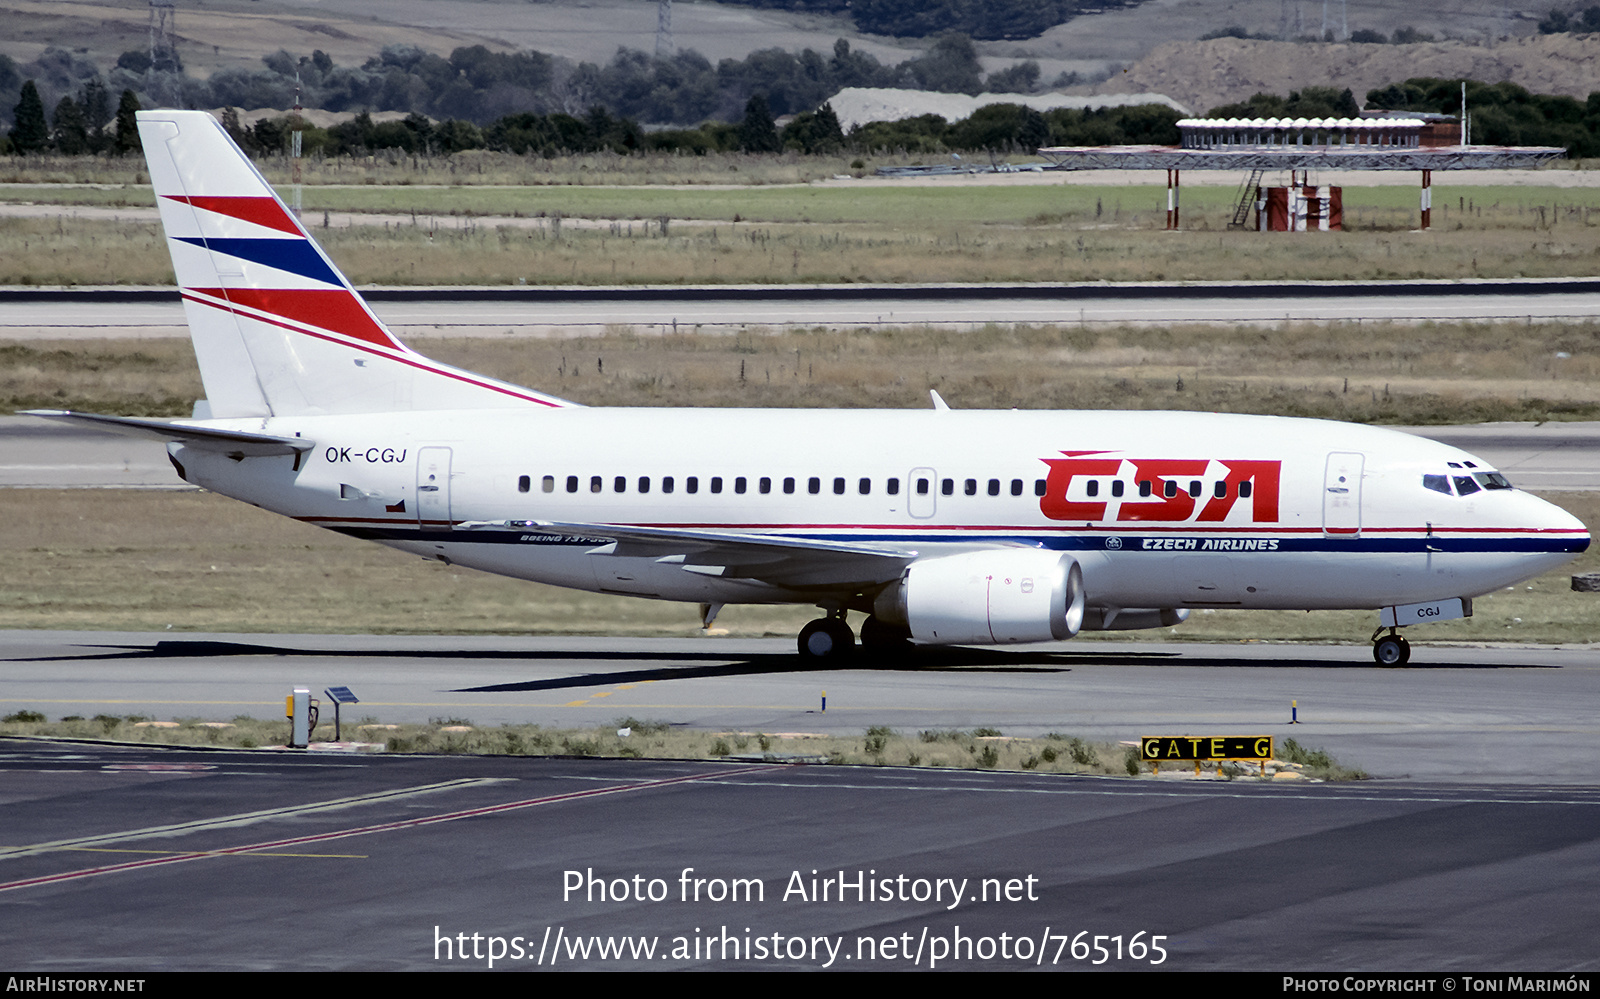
1141, 735, 1275, 775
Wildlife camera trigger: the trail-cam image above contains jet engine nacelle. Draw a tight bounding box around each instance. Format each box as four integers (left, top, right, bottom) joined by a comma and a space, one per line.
875, 549, 1085, 646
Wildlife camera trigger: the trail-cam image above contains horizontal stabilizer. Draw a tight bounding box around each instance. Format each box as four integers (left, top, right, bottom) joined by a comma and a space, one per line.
23, 410, 314, 458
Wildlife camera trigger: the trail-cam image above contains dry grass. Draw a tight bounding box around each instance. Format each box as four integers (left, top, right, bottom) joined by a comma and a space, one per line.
0, 487, 1596, 644
0, 150, 899, 190
0, 341, 201, 416
0, 714, 1315, 779
10, 318, 1600, 424
6, 181, 1600, 285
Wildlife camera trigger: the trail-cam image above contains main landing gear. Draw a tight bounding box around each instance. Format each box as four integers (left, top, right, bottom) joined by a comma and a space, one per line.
1372, 629, 1411, 666
798, 616, 854, 659
797, 613, 913, 659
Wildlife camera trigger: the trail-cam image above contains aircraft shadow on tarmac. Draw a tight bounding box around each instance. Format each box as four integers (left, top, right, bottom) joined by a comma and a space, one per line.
9, 639, 1556, 693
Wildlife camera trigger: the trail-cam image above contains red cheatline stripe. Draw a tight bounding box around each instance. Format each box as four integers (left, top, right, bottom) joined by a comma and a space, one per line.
190, 286, 398, 349
0, 764, 780, 893
179, 291, 564, 408
162, 195, 302, 235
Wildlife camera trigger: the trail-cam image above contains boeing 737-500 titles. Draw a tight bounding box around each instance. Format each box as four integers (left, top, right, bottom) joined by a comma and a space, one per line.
26, 111, 1590, 664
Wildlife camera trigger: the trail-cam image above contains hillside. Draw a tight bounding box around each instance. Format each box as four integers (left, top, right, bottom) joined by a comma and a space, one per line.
1096, 34, 1600, 115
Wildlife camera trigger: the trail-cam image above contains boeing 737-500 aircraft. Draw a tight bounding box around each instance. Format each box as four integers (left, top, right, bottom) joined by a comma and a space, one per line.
26, 111, 1591, 664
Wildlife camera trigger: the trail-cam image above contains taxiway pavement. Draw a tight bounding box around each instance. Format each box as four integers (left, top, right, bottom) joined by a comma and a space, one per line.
6, 282, 1600, 339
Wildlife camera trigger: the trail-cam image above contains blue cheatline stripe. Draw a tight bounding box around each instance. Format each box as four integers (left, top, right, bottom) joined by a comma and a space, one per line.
325, 525, 1587, 556
176, 237, 342, 287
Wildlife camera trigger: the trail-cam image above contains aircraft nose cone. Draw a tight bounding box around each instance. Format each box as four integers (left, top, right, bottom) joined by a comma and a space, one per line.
1535, 494, 1588, 553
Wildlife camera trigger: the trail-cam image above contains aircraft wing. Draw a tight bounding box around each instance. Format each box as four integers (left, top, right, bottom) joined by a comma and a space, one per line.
22, 410, 314, 459
457, 519, 920, 589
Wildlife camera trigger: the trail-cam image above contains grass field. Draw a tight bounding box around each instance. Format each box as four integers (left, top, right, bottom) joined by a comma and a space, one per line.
9, 318, 1600, 424
1, 487, 1595, 646
7, 174, 1600, 286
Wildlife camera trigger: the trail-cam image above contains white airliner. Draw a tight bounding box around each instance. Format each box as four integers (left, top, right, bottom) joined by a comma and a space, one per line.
27, 111, 1590, 664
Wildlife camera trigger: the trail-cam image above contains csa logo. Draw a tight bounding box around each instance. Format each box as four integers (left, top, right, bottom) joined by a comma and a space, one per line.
1039, 452, 1281, 525
1105, 537, 1123, 550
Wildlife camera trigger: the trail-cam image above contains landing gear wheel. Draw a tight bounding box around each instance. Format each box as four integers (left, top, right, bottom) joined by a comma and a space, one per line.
798, 617, 855, 659
859, 615, 911, 650
1373, 634, 1410, 666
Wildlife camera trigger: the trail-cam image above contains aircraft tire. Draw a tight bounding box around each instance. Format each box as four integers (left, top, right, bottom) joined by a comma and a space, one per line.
798, 618, 855, 659
1373, 634, 1410, 666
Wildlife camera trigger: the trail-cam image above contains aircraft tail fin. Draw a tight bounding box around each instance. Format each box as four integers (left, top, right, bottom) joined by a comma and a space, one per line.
137, 110, 575, 418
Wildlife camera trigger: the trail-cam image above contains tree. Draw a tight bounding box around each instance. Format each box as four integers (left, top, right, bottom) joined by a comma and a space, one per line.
51, 96, 89, 154
77, 79, 112, 146
739, 92, 779, 152
10, 80, 47, 153
114, 89, 141, 155
902, 33, 983, 95
986, 60, 1040, 94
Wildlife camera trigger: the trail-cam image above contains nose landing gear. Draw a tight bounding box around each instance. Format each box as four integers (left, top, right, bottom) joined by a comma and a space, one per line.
1372, 629, 1410, 666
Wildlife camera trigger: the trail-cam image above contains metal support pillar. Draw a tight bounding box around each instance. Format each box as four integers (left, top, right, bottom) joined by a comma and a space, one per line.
1420, 169, 1432, 229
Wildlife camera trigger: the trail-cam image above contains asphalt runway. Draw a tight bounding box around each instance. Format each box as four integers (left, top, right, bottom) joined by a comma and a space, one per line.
5, 282, 1600, 339
3, 737, 1598, 971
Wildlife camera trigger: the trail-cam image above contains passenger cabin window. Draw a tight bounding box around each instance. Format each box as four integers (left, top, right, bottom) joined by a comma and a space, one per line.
517, 475, 530, 493
1139, 480, 1152, 498
1086, 480, 1099, 497
542, 475, 555, 493
735, 477, 747, 494
942, 479, 954, 496
661, 476, 674, 494
1036, 479, 1047, 497
1111, 481, 1124, 497
638, 476, 650, 493
804, 477, 817, 494
887, 479, 899, 496
784, 477, 796, 494
759, 477, 771, 494
964, 479, 977, 496
987, 479, 1000, 496
614, 476, 626, 493
590, 476, 603, 493
858, 477, 871, 495
685, 476, 697, 494
1187, 480, 1200, 497
1011, 479, 1024, 496
566, 475, 579, 493
916, 478, 929, 495
1239, 481, 1252, 498
711, 477, 723, 494
1163, 480, 1178, 498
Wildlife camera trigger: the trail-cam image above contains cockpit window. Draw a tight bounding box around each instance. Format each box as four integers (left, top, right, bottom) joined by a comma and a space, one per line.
1474, 472, 1512, 490
1423, 474, 1452, 495
1453, 475, 1481, 496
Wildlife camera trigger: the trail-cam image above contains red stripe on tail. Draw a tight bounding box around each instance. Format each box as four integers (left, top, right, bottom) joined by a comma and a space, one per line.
163, 195, 302, 235
191, 287, 401, 350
